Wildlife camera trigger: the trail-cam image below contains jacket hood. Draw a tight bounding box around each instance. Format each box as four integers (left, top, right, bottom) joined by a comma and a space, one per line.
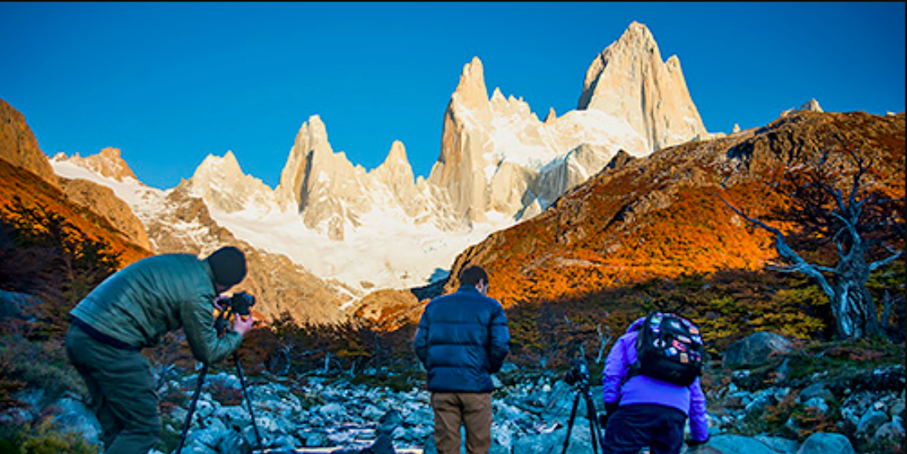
626, 316, 647, 333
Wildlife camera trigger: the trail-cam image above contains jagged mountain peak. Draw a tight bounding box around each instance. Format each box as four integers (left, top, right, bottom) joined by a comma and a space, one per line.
450, 57, 492, 120
782, 98, 824, 117
620, 20, 658, 49
185, 150, 277, 214
577, 21, 708, 152
53, 147, 139, 183
194, 150, 242, 179
455, 56, 486, 95
0, 97, 59, 187
376, 141, 410, 170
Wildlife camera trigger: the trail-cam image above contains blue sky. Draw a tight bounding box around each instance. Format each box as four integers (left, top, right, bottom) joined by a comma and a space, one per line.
1, 2, 904, 190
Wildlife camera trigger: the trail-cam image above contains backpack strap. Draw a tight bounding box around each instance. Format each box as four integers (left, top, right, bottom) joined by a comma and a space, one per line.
622, 312, 657, 385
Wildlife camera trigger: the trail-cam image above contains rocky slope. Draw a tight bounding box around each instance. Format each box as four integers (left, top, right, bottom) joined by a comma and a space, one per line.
0, 98, 58, 188
57, 177, 153, 250
0, 98, 149, 266
443, 111, 906, 307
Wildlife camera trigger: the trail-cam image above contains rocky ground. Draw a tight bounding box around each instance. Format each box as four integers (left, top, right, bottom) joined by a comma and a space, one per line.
5, 331, 902, 454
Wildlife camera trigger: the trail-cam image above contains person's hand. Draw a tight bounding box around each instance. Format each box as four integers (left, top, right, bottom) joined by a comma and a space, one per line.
213, 295, 230, 311
232, 313, 254, 336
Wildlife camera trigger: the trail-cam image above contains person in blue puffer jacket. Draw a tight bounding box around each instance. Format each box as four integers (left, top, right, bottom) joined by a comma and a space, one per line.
414, 265, 510, 454
601, 316, 710, 454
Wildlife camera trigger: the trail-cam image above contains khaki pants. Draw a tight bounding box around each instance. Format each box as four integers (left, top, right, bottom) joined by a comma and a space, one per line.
430, 392, 493, 454
65, 324, 161, 454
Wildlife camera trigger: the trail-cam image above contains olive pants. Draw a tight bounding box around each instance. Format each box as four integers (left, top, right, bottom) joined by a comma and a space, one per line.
65, 324, 161, 454
430, 392, 493, 454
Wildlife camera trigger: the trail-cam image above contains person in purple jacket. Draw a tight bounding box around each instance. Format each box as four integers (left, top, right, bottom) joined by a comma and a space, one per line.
600, 316, 710, 454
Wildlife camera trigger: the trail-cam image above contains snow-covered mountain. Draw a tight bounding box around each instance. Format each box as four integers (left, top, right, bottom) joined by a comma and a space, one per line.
51, 21, 714, 296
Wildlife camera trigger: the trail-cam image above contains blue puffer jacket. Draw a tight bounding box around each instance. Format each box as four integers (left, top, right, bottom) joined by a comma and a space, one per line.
414, 286, 510, 393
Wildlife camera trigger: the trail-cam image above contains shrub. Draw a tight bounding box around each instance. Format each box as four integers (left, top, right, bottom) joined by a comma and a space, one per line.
0, 335, 84, 405
5, 417, 98, 454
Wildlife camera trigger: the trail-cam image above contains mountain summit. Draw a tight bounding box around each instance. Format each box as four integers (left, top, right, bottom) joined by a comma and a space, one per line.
578, 21, 708, 151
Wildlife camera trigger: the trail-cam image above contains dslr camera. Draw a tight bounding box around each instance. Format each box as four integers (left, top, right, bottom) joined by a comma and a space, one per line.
227, 291, 256, 316
564, 357, 590, 387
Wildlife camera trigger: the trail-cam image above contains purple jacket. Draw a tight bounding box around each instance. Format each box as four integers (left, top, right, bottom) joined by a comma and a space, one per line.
602, 317, 709, 442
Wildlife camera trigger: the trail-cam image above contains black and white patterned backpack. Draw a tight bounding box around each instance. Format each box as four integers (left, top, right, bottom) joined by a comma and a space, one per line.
629, 312, 704, 386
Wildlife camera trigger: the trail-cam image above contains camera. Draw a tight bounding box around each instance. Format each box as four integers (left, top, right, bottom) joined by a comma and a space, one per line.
227, 291, 256, 316
564, 357, 590, 386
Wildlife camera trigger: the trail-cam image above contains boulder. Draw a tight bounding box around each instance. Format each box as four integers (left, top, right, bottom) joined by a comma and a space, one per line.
874, 418, 905, 443
723, 332, 792, 369
0, 290, 40, 322
795, 432, 855, 454
49, 397, 102, 445
702, 434, 779, 454
857, 409, 889, 436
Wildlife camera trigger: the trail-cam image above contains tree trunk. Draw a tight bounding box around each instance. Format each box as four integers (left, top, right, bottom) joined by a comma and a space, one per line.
831, 248, 879, 339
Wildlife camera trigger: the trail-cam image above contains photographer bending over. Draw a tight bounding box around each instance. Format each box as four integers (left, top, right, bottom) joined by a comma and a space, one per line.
414, 265, 510, 454
65, 246, 254, 454
601, 315, 709, 454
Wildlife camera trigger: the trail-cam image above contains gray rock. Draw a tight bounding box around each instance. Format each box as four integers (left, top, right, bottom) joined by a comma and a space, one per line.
705, 434, 778, 454
798, 382, 834, 403
723, 332, 792, 369
888, 399, 905, 418
49, 397, 102, 445
753, 434, 799, 453
362, 404, 384, 421
874, 418, 905, 442
218, 430, 253, 454
301, 430, 331, 447
378, 409, 404, 436
318, 402, 348, 419
0, 290, 40, 321
857, 409, 889, 436
512, 425, 592, 454
795, 432, 855, 454
803, 398, 830, 416
359, 434, 395, 454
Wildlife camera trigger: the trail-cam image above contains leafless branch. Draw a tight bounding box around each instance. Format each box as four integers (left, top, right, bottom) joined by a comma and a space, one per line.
869, 245, 904, 272
717, 193, 835, 297
595, 323, 612, 365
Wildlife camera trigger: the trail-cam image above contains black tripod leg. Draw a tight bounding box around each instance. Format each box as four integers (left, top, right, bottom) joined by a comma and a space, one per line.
235, 353, 263, 451
582, 388, 603, 454
176, 363, 209, 454
561, 391, 583, 454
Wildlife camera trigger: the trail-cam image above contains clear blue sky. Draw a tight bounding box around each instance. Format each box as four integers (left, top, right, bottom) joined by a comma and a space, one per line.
1, 2, 904, 190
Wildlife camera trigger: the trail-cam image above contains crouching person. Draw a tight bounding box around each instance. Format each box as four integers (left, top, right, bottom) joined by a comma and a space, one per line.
65, 246, 254, 454
414, 265, 510, 454
601, 314, 710, 454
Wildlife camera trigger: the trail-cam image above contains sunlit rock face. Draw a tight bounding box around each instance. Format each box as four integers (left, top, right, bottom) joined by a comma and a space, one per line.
578, 21, 708, 152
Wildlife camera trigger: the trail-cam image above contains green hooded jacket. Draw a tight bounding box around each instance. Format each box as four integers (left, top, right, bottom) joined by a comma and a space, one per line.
70, 253, 242, 365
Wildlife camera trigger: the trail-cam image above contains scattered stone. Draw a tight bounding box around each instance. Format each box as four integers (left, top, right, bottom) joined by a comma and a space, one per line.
857, 409, 889, 436
795, 432, 855, 454
705, 434, 779, 454
723, 332, 792, 369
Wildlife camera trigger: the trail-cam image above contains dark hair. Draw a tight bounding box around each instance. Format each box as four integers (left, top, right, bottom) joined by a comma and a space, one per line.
459, 265, 488, 287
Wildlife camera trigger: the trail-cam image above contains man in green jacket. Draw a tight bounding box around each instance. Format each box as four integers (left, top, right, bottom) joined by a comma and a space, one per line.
65, 246, 254, 454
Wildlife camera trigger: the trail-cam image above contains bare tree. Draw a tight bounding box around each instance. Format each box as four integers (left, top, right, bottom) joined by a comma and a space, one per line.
719, 146, 903, 340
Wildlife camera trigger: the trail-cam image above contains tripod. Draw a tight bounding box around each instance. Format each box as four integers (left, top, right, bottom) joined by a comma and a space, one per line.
175, 304, 263, 454
561, 377, 604, 454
